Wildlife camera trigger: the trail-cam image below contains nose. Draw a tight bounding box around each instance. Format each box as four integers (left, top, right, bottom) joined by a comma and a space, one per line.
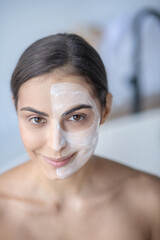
47, 121, 67, 152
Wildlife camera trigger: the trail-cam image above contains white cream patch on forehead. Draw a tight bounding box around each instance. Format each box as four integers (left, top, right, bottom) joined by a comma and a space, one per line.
50, 82, 100, 179
50, 82, 98, 111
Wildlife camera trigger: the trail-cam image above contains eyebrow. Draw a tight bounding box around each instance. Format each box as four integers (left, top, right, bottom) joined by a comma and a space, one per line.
20, 107, 49, 117
62, 104, 92, 117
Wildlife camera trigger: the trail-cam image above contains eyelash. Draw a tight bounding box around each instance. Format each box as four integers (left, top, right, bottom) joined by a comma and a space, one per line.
29, 117, 47, 125
67, 114, 86, 122
28, 114, 86, 126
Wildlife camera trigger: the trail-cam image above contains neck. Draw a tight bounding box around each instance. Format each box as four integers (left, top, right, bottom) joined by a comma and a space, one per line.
33, 157, 96, 201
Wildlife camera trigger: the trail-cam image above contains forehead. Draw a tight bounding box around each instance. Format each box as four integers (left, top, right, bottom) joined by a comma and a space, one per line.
17, 72, 99, 110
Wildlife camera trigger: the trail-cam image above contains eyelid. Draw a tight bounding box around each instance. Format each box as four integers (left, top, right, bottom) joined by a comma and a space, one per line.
26, 113, 42, 118
66, 113, 87, 121
63, 107, 93, 117
29, 116, 47, 125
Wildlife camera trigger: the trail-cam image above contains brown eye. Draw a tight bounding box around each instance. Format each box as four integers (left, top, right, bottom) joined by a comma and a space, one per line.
68, 115, 85, 122
30, 117, 46, 125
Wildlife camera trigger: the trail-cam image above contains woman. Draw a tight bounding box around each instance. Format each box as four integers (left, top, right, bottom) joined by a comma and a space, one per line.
0, 33, 159, 240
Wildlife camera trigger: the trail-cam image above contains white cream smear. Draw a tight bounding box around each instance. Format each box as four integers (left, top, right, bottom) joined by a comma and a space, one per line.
50, 82, 100, 179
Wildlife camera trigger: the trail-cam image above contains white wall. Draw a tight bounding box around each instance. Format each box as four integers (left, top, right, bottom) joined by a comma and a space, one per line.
1, 0, 160, 173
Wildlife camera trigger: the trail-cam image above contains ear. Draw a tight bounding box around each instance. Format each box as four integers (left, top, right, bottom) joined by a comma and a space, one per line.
100, 93, 112, 125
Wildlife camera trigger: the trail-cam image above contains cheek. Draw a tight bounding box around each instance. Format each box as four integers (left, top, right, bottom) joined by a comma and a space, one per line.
64, 122, 99, 147
66, 131, 93, 147
19, 122, 45, 151
61, 123, 99, 157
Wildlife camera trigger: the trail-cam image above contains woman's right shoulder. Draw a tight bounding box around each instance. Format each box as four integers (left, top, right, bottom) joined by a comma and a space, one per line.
0, 161, 33, 235
0, 160, 31, 182
0, 161, 33, 200
0, 161, 34, 214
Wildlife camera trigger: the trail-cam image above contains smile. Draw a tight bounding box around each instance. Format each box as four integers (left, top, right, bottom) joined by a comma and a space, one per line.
43, 153, 75, 168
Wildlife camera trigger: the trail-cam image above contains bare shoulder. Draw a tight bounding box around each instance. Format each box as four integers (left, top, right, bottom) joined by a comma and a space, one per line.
95, 156, 160, 199
0, 161, 34, 206
0, 161, 33, 190
0, 161, 34, 235
97, 156, 160, 239
98, 156, 160, 239
121, 165, 160, 213
0, 160, 38, 223
102, 157, 160, 212
124, 170, 160, 239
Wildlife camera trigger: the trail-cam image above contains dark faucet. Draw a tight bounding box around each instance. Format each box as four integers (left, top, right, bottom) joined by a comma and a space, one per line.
130, 8, 160, 112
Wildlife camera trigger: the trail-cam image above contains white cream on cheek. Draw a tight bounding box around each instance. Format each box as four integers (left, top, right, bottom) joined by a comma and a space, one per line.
50, 82, 100, 179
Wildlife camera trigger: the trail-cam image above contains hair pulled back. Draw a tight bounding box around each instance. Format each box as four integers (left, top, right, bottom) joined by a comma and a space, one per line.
11, 33, 108, 109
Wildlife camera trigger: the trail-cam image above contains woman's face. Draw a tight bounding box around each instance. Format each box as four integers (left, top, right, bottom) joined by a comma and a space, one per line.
17, 72, 102, 180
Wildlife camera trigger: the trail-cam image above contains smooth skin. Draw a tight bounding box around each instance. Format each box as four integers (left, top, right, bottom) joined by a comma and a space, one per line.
0, 72, 160, 240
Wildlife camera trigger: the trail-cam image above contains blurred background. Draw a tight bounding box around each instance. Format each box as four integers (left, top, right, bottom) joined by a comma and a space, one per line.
0, 0, 160, 176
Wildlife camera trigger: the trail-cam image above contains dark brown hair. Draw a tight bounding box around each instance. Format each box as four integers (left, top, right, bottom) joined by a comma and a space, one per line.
11, 33, 108, 109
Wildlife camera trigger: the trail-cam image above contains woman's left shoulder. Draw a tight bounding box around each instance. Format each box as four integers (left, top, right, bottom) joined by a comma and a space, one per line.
126, 171, 160, 204
125, 171, 160, 238
123, 168, 160, 203
95, 155, 160, 209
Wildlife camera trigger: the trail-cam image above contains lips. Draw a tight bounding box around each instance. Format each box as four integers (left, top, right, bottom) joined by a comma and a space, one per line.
43, 153, 75, 167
